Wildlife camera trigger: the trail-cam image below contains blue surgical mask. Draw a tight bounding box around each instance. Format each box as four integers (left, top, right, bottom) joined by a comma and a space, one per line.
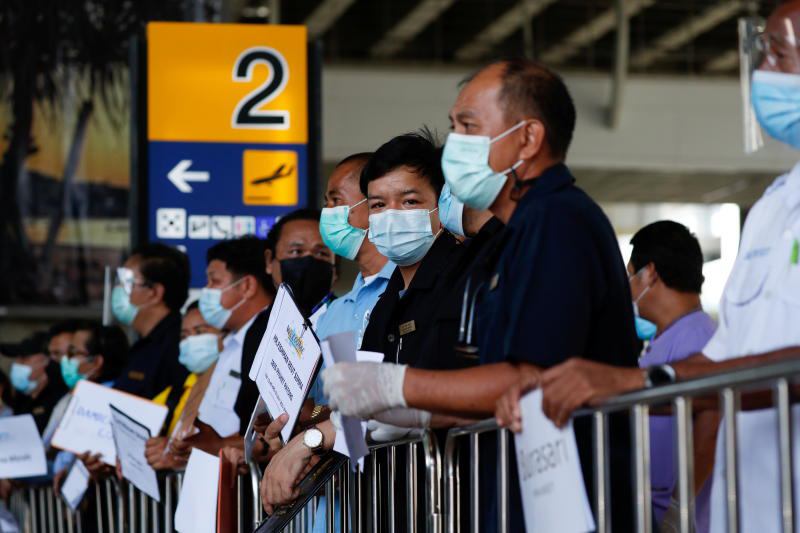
199, 277, 246, 329
179, 333, 220, 374
630, 269, 657, 340
368, 208, 441, 267
438, 184, 465, 237
752, 70, 800, 150
320, 199, 368, 260
111, 285, 139, 325
10, 363, 37, 395
60, 357, 90, 389
441, 121, 526, 210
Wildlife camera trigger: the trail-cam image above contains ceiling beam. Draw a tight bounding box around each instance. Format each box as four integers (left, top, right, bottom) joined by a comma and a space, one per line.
370, 0, 459, 59
540, 0, 655, 65
704, 49, 740, 72
454, 0, 557, 62
630, 0, 745, 69
304, 0, 358, 40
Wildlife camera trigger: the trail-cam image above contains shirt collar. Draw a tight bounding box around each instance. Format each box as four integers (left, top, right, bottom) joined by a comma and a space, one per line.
784, 161, 800, 212
225, 309, 263, 348
143, 312, 181, 343
345, 260, 396, 302
399, 231, 458, 292
516, 163, 575, 207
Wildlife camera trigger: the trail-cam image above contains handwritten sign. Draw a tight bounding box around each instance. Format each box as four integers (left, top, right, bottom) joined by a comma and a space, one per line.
0, 415, 46, 478
251, 284, 322, 443
51, 381, 168, 465
515, 390, 595, 533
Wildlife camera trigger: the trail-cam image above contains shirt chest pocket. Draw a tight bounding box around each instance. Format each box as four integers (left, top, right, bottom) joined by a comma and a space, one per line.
774, 232, 800, 306
725, 249, 771, 307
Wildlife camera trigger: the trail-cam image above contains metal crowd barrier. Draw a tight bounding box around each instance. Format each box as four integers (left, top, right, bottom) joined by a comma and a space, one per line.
442, 358, 800, 533
7, 358, 800, 533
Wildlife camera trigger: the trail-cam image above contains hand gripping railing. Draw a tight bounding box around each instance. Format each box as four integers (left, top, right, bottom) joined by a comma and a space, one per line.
443, 358, 800, 533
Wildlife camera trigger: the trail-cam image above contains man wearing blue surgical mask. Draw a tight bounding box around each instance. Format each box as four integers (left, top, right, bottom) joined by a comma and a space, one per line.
189, 236, 274, 455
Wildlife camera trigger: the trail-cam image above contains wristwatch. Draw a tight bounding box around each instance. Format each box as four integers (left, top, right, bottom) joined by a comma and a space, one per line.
644, 364, 677, 388
303, 426, 325, 454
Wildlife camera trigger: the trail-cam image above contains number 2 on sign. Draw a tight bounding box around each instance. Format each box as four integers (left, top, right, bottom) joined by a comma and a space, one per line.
231, 47, 289, 129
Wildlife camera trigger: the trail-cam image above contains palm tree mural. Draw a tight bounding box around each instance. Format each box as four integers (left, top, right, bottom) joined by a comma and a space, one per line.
0, 0, 191, 304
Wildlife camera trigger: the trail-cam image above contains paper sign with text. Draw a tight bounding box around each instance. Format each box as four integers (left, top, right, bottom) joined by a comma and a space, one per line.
60, 461, 90, 512
110, 405, 160, 501
0, 415, 46, 478
515, 390, 595, 533
51, 381, 168, 465
251, 284, 322, 443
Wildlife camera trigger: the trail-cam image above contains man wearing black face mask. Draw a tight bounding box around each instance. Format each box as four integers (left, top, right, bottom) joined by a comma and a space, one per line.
264, 208, 337, 318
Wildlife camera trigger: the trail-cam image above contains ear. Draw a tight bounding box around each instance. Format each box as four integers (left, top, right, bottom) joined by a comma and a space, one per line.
150, 282, 166, 306
93, 355, 105, 374
243, 275, 259, 299
518, 120, 547, 161
264, 249, 274, 276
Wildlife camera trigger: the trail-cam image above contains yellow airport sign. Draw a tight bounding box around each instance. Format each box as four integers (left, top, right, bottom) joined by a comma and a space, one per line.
147, 22, 308, 144
242, 149, 299, 206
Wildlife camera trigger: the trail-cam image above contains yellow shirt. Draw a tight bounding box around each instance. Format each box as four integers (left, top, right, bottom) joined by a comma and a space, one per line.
153, 373, 198, 436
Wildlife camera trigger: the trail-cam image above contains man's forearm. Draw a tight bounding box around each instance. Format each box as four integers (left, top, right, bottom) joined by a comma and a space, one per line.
403, 362, 533, 418
672, 347, 800, 381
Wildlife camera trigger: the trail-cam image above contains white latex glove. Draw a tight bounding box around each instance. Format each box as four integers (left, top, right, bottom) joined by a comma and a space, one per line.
321, 362, 408, 418
367, 420, 424, 443
371, 407, 431, 428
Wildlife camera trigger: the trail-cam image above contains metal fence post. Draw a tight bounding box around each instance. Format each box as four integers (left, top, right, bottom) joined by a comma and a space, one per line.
674, 395, 695, 533
633, 404, 652, 533
775, 378, 796, 533
722, 387, 740, 533
593, 411, 611, 533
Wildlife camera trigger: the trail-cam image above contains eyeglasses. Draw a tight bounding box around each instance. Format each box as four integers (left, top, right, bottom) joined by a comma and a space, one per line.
116, 267, 151, 294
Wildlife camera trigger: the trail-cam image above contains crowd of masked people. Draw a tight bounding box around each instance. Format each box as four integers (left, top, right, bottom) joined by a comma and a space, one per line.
5, 4, 800, 527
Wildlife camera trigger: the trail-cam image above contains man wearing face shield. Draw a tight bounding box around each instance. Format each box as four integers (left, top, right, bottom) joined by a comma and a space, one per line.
322, 59, 639, 532
111, 243, 190, 399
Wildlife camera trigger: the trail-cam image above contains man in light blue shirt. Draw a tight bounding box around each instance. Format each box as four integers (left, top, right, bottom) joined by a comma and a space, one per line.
268, 153, 393, 532
308, 153, 395, 406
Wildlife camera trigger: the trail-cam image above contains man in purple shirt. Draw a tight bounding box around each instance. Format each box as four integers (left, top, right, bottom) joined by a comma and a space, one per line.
628, 220, 718, 532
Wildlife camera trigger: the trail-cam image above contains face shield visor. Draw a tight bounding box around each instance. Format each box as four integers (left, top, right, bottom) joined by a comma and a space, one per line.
740, 14, 800, 152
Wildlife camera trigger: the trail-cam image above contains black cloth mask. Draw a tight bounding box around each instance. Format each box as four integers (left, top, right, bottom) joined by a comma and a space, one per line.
279, 256, 334, 316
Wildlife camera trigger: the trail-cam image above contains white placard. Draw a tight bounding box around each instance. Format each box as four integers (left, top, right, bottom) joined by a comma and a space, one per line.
251, 284, 322, 443
109, 405, 160, 501
51, 381, 168, 465
174, 448, 219, 533
515, 389, 595, 533
0, 415, 46, 478
321, 332, 381, 472
249, 287, 287, 381
60, 460, 90, 512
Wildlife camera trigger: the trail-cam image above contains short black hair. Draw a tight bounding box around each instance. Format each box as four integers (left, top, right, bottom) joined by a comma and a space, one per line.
130, 243, 190, 312
479, 58, 576, 161
15, 332, 49, 358
264, 208, 322, 256
630, 221, 705, 293
47, 319, 89, 340
359, 130, 444, 197
83, 323, 129, 383
206, 235, 273, 294
0, 370, 12, 407
185, 300, 200, 313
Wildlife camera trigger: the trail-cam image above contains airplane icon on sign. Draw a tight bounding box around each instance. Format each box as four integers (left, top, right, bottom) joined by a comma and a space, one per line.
250, 164, 295, 185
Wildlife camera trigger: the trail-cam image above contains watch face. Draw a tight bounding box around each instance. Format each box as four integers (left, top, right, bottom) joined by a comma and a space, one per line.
304, 428, 323, 448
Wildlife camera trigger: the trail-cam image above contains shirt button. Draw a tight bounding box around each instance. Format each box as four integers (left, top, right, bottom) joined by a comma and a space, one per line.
388, 334, 396, 343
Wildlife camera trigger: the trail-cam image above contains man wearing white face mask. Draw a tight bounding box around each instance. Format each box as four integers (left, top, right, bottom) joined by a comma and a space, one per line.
190, 236, 275, 455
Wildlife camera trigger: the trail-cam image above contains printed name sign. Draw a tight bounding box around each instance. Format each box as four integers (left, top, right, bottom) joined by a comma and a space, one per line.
0, 415, 46, 478
51, 381, 167, 465
514, 389, 595, 533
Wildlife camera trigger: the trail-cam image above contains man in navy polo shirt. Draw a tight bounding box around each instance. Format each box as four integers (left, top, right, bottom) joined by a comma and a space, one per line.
323, 59, 639, 531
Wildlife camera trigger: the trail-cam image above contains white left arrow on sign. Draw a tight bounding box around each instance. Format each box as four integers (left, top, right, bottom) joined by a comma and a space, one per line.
168, 160, 210, 193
